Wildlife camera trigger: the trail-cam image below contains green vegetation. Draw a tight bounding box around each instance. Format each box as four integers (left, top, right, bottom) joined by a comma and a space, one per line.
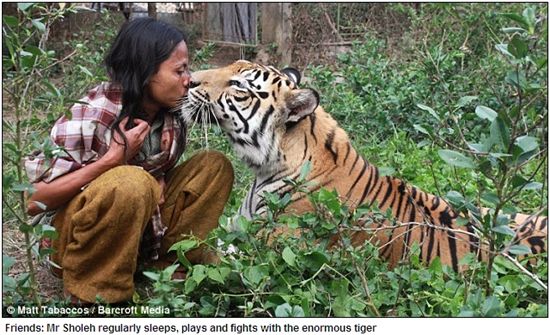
2, 3, 547, 316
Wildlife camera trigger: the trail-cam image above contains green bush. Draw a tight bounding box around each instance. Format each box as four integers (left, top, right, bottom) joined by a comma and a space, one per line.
140, 174, 547, 317
3, 3, 81, 308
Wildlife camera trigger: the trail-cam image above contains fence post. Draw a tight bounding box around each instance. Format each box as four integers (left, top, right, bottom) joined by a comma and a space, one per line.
147, 3, 157, 19
261, 3, 292, 65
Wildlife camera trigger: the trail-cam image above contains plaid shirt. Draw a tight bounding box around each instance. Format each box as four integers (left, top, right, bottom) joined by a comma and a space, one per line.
24, 82, 187, 261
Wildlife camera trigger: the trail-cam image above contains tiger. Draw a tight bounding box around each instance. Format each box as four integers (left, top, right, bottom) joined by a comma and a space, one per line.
182, 60, 547, 271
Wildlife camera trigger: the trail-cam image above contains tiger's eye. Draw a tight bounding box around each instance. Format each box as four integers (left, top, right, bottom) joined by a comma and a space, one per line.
229, 80, 244, 88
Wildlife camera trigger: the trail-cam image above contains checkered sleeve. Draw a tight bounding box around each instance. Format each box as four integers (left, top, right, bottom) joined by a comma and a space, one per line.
24, 83, 120, 183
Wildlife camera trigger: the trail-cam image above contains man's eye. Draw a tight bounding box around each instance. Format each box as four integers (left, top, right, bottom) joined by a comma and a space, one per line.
229, 80, 245, 88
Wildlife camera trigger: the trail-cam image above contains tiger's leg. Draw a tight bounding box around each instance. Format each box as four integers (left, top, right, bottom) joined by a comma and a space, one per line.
155, 150, 234, 267
51, 166, 160, 303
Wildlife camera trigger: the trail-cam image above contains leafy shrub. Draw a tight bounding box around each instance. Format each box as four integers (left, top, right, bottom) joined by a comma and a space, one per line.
141, 171, 547, 317
413, 6, 547, 297
3, 2, 82, 307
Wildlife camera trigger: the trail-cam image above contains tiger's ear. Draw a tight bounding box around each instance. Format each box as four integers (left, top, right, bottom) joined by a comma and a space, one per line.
285, 88, 319, 123
282, 67, 301, 86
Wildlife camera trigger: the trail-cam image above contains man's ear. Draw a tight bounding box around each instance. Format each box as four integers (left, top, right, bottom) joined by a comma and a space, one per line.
285, 88, 319, 123
282, 67, 301, 86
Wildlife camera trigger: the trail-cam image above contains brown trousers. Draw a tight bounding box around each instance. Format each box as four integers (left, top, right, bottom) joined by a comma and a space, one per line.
51, 151, 234, 303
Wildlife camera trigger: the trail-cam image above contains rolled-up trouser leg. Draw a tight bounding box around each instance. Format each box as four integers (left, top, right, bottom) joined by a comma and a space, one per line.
158, 150, 234, 266
51, 166, 160, 303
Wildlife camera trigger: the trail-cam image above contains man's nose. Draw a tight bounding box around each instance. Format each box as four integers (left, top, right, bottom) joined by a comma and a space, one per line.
182, 71, 191, 87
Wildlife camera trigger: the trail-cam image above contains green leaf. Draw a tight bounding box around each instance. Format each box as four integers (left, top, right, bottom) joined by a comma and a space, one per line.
496, 214, 510, 227
19, 50, 33, 58
18, 223, 33, 233
36, 224, 58, 239
161, 264, 180, 280
508, 35, 528, 59
438, 150, 475, 169
302, 251, 329, 272
207, 268, 225, 284
142, 271, 160, 281
413, 124, 430, 135
511, 175, 528, 188
429, 257, 442, 272
3, 15, 18, 27
481, 192, 499, 206
26, 45, 43, 57
266, 295, 286, 310
3, 142, 20, 155
458, 253, 476, 266
274, 303, 291, 317
489, 152, 512, 159
501, 27, 527, 34
508, 245, 531, 255
505, 70, 528, 89
274, 303, 304, 317
176, 249, 191, 270
78, 65, 94, 77
522, 7, 536, 33
198, 296, 216, 316
523, 182, 542, 190
456, 96, 477, 108
378, 166, 395, 176
475, 105, 498, 121
456, 217, 470, 226
43, 80, 61, 98
282, 246, 296, 267
191, 265, 207, 285
492, 225, 515, 237
3, 255, 16, 274
416, 103, 440, 122
298, 160, 312, 181
244, 265, 268, 285
515, 136, 538, 153
535, 57, 547, 71
350, 298, 366, 312
290, 305, 305, 317
467, 142, 486, 153
331, 279, 351, 317
446, 191, 466, 207
3, 275, 17, 291
31, 19, 46, 33
184, 277, 197, 294
168, 238, 198, 253
481, 296, 501, 317
495, 44, 514, 58
18, 3, 34, 11
489, 117, 510, 150
499, 275, 522, 293
499, 13, 529, 30
39, 247, 56, 258
458, 310, 475, 317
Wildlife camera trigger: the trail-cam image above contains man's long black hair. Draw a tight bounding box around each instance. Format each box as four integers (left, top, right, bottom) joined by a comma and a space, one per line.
104, 17, 187, 156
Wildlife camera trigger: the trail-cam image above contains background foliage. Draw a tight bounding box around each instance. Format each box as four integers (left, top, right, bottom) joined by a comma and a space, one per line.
2, 3, 547, 317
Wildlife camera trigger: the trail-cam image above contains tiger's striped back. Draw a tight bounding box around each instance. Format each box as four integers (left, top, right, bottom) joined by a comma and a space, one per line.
184, 60, 547, 271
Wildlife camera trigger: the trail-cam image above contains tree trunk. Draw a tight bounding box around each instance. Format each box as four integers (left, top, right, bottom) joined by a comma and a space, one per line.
148, 3, 157, 19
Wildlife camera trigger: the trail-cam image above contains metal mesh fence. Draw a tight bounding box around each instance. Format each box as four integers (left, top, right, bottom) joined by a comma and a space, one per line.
291, 3, 415, 67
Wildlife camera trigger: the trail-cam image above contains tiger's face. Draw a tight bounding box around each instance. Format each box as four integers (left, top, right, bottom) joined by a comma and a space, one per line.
183, 60, 319, 173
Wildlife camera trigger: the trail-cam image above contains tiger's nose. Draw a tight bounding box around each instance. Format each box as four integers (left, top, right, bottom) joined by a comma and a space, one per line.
189, 80, 200, 89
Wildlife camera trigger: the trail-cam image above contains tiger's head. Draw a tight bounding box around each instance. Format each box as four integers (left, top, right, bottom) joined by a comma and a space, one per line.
182, 60, 319, 174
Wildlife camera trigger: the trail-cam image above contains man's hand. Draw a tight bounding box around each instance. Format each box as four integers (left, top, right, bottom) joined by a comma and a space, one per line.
103, 117, 150, 165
